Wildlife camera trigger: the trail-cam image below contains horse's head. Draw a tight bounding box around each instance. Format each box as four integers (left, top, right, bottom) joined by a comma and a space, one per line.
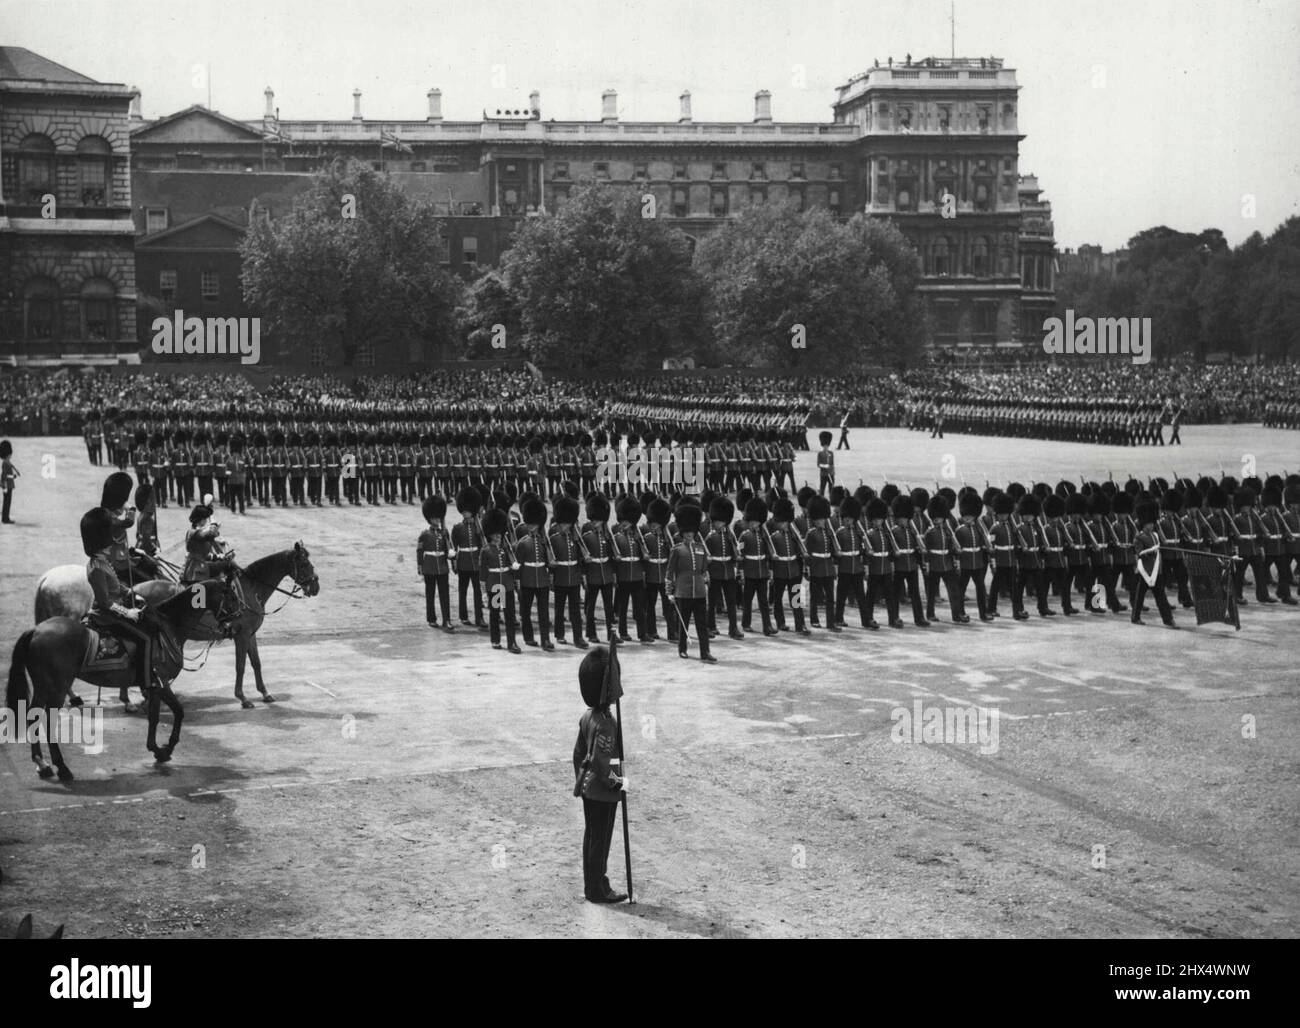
291, 541, 320, 597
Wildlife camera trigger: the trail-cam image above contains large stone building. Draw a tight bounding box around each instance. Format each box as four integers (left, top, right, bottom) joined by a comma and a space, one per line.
0, 48, 139, 364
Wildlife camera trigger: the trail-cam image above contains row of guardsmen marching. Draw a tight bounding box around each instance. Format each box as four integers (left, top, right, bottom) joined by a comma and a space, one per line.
414, 469, 1300, 657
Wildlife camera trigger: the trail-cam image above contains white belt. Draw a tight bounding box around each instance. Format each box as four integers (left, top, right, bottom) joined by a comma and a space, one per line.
522, 561, 547, 568
552, 560, 578, 566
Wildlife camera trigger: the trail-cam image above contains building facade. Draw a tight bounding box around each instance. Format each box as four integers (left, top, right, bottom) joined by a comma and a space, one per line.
0, 48, 139, 364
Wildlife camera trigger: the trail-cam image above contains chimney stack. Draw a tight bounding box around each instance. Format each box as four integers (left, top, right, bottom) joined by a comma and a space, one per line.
129, 87, 143, 123
427, 87, 442, 121
679, 90, 692, 122
754, 89, 772, 123
529, 90, 541, 118
601, 88, 617, 122
352, 88, 363, 121
264, 86, 275, 119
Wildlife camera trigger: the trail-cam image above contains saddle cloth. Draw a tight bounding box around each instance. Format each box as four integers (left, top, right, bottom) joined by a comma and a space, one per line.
80, 625, 133, 672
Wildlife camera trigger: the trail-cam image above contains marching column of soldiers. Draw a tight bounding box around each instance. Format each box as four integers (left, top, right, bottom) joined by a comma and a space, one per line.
909, 396, 1184, 446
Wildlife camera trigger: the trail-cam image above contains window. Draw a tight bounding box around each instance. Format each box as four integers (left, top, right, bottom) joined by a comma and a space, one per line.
789, 186, 805, 212
750, 162, 766, 180
81, 278, 115, 342
159, 270, 177, 304
791, 161, 805, 179
462, 236, 478, 265
896, 182, 915, 212
77, 136, 112, 206
829, 163, 843, 180
554, 161, 570, 179
673, 163, 687, 179
711, 162, 727, 179
672, 187, 688, 218
974, 303, 997, 337
933, 237, 951, 277
355, 340, 376, 366
18, 134, 55, 204
1003, 158, 1013, 172
503, 188, 519, 214
593, 162, 610, 179
828, 189, 841, 216
749, 187, 765, 207
972, 237, 990, 277
938, 105, 951, 131
877, 158, 887, 171
201, 271, 220, 300
309, 343, 327, 367
710, 188, 728, 217
146, 208, 168, 234
974, 182, 991, 212
898, 107, 912, 129
633, 162, 648, 180
933, 302, 958, 337
23, 277, 58, 341
410, 161, 427, 172
978, 106, 990, 131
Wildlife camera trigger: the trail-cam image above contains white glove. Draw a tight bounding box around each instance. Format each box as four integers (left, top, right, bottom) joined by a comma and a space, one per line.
618, 776, 629, 794
123, 608, 141, 622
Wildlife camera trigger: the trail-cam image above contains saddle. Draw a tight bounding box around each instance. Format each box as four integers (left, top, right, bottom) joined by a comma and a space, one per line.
80, 613, 184, 683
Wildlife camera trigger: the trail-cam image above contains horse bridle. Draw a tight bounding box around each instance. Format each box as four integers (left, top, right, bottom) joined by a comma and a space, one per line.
228, 547, 319, 617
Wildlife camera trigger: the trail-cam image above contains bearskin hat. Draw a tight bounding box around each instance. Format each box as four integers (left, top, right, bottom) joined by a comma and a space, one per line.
1055, 479, 1077, 496
829, 485, 846, 507
1184, 486, 1203, 509
1043, 493, 1065, 519
699, 489, 717, 513
647, 498, 672, 526
840, 496, 863, 521
881, 483, 900, 505
744, 497, 769, 524
1065, 493, 1088, 517
553, 495, 580, 525
854, 485, 875, 506
992, 493, 1015, 516
271, 430, 285, 446
1111, 492, 1132, 516
890, 495, 914, 520
938, 486, 957, 506
80, 507, 115, 557
808, 496, 831, 521
1005, 482, 1026, 501
1135, 500, 1160, 526
254, 431, 268, 448
796, 485, 816, 509
1016, 495, 1040, 519
1088, 492, 1112, 517
617, 497, 642, 524
910, 487, 930, 510
422, 495, 447, 520
230, 435, 245, 455
134, 428, 147, 445
493, 490, 512, 513
1265, 474, 1285, 493
1285, 485, 1300, 506
959, 492, 983, 518
481, 507, 509, 538
586, 494, 611, 524
1234, 487, 1257, 509
1161, 490, 1184, 513
455, 486, 482, 515
1124, 478, 1142, 497
773, 497, 796, 522
818, 431, 833, 446
1242, 476, 1263, 495
674, 503, 704, 534
528, 436, 544, 453
190, 503, 214, 526
101, 471, 134, 509
1031, 481, 1051, 501
736, 487, 754, 513
134, 482, 154, 509
1206, 486, 1229, 509
1261, 487, 1282, 508
926, 494, 949, 520
709, 496, 735, 524
866, 497, 889, 521
578, 645, 611, 708
1219, 475, 1239, 495
522, 497, 548, 527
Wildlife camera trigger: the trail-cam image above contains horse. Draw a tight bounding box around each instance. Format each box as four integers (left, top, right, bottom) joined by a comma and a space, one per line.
34, 543, 320, 710
7, 578, 236, 780
2, 867, 65, 940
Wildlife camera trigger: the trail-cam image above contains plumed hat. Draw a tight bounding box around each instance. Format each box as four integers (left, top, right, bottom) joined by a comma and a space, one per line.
189, 503, 214, 526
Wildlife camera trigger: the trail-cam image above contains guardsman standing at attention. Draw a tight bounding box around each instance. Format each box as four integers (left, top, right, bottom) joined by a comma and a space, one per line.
171, 430, 194, 508
479, 507, 522, 653
416, 435, 434, 502
1040, 494, 1075, 615
641, 498, 676, 643
739, 497, 778, 636
804, 496, 841, 631
833, 496, 871, 629
1132, 499, 1176, 628
612, 497, 650, 644
306, 431, 325, 507
269, 430, 288, 507
582, 495, 618, 645
452, 486, 487, 629
516, 497, 555, 650
0, 439, 18, 524
768, 498, 809, 634
816, 431, 835, 496
572, 645, 628, 905
194, 429, 215, 504
549, 495, 589, 649
922, 494, 967, 623
324, 433, 343, 506
417, 494, 454, 630
1015, 495, 1052, 618
225, 435, 249, 515
665, 502, 716, 663
954, 491, 993, 621
987, 492, 1019, 619
704, 496, 744, 640
148, 431, 169, 507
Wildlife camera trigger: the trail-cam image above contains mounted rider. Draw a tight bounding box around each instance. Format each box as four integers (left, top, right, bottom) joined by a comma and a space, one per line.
81, 506, 158, 696
100, 471, 155, 586
182, 502, 236, 585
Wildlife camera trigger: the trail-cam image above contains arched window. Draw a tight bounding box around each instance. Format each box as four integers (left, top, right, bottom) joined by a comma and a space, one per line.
972, 236, 990, 277
18, 134, 55, 204
77, 136, 113, 206
24, 277, 59, 341
974, 181, 990, 212
933, 236, 951, 277
81, 278, 116, 343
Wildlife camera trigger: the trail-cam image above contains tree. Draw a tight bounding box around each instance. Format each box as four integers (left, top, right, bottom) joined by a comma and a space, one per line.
456, 270, 522, 359
241, 158, 463, 365
498, 185, 705, 373
694, 201, 925, 369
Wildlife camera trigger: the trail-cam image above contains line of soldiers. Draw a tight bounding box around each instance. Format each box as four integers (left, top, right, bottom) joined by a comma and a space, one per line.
412, 467, 1300, 658
910, 397, 1183, 446
1262, 401, 1300, 429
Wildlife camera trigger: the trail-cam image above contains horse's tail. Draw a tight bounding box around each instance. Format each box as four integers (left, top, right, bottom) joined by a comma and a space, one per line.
7, 630, 35, 712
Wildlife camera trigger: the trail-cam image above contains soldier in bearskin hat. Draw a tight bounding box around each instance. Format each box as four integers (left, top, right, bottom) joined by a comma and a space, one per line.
572, 644, 628, 904
1132, 499, 1176, 628
986, 492, 1018, 619
921, 494, 966, 623
417, 494, 454, 629
226, 434, 249, 515
516, 496, 555, 649
612, 497, 650, 643
100, 471, 142, 586
0, 439, 18, 524
665, 502, 715, 662
769, 496, 810, 634
889, 494, 928, 626
171, 429, 194, 508
306, 430, 326, 507
582, 494, 618, 644
816, 430, 835, 497
479, 507, 521, 653
133, 481, 162, 578
82, 506, 157, 697
453, 486, 487, 629
549, 494, 589, 649
954, 490, 993, 621
1015, 495, 1052, 618
704, 496, 744, 639
641, 497, 676, 642
833, 495, 872, 628
739, 497, 779, 635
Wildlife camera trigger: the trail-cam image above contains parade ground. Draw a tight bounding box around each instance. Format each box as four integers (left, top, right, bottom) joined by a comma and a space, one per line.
1, 425, 1297, 938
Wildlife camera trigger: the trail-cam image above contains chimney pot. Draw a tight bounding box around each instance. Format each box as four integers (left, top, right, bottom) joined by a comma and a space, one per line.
529, 90, 541, 118
601, 88, 617, 122
679, 90, 692, 122
352, 88, 363, 120
264, 86, 275, 120
754, 89, 772, 123
427, 87, 443, 121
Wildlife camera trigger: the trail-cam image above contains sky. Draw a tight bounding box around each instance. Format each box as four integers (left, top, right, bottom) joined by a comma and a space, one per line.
4, 0, 1298, 250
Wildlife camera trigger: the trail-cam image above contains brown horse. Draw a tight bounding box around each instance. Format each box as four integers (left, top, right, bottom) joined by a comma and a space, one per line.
35, 543, 319, 710
7, 579, 235, 780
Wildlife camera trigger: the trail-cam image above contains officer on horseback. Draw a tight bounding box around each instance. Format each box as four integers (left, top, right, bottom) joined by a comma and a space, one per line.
182, 502, 236, 584
81, 507, 158, 697
100, 471, 156, 586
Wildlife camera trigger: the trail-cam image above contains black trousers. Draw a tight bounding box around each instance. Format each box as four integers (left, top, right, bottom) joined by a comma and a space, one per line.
672, 596, 711, 657
308, 475, 323, 504
521, 585, 552, 643
1234, 554, 1270, 601
742, 576, 774, 630
989, 566, 1019, 614
488, 589, 518, 646
1020, 567, 1051, 614
615, 580, 647, 639
1084, 563, 1123, 611
707, 578, 739, 633
808, 575, 835, 625
1045, 566, 1074, 612
1263, 554, 1293, 599
417, 476, 433, 501
215, 476, 227, 504
326, 474, 341, 504
581, 798, 618, 899
197, 475, 213, 501
2, 485, 12, 521
1165, 558, 1194, 606
457, 570, 483, 623
1063, 564, 1087, 610
553, 585, 584, 643
867, 573, 899, 624
957, 567, 989, 618
585, 581, 615, 638
1131, 577, 1173, 623
835, 572, 870, 626
770, 578, 806, 631
645, 582, 676, 639
227, 482, 246, 514
175, 474, 194, 507
893, 569, 926, 623
424, 575, 450, 624
924, 569, 966, 620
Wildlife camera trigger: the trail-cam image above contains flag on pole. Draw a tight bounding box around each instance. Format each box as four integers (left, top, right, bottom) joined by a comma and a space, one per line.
1183, 550, 1240, 630
380, 129, 414, 155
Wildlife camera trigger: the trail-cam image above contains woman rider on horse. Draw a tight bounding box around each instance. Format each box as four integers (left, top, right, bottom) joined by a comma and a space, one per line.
81, 506, 158, 696
182, 502, 235, 584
